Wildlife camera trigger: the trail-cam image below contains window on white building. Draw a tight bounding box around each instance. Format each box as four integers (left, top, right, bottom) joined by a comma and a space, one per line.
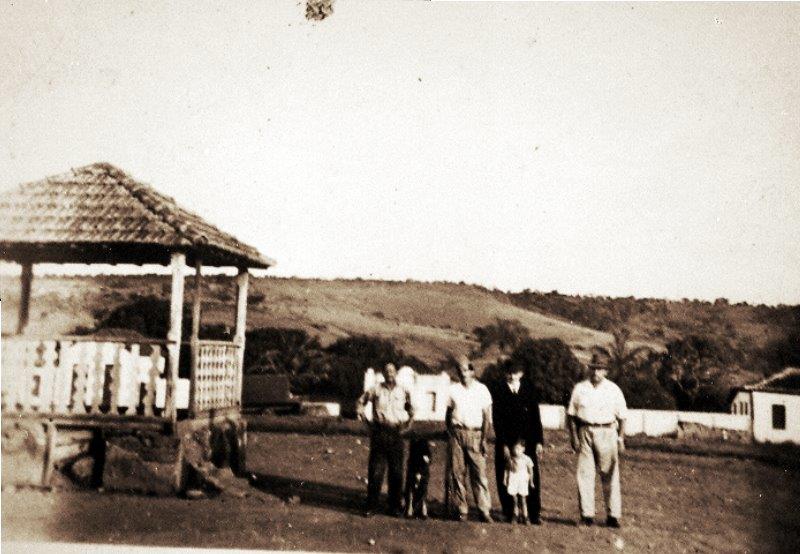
427, 392, 437, 412
772, 404, 786, 430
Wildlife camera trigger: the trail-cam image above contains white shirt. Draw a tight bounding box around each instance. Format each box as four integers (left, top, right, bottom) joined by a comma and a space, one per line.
448, 380, 492, 429
363, 383, 412, 425
567, 378, 627, 424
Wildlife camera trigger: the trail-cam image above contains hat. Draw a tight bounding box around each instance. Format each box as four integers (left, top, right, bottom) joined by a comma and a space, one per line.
503, 360, 525, 375
587, 354, 608, 370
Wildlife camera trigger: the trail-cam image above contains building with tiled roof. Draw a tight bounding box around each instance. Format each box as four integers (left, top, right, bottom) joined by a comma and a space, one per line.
730, 367, 800, 444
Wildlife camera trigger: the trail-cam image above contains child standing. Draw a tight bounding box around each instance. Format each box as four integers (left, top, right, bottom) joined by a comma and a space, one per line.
504, 439, 536, 524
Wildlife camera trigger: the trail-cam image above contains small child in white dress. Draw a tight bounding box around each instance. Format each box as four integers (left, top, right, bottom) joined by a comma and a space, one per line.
504, 439, 536, 524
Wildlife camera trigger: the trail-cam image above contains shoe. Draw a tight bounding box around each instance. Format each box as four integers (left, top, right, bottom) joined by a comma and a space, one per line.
530, 517, 542, 526
606, 516, 621, 528
388, 508, 402, 518
578, 516, 594, 527
454, 513, 467, 522
363, 509, 374, 518
479, 512, 494, 523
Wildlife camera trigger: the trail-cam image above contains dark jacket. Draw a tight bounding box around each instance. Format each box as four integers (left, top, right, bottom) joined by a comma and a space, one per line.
490, 378, 544, 448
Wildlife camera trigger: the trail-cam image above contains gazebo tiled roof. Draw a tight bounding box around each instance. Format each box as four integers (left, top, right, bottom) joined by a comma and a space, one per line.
0, 163, 275, 268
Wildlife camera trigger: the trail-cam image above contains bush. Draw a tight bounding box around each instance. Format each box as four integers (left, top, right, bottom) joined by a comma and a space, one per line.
90, 296, 171, 338
325, 335, 430, 401
243, 327, 323, 374
472, 318, 530, 354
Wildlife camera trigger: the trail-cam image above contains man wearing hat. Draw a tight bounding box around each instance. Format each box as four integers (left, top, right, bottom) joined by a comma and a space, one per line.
445, 355, 494, 522
490, 361, 544, 524
567, 355, 628, 528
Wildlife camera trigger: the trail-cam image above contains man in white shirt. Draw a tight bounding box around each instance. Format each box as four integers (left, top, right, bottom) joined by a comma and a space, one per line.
445, 356, 494, 522
567, 356, 627, 528
357, 363, 414, 517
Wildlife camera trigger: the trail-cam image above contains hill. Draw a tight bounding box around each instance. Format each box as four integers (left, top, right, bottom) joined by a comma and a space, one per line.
508, 289, 800, 374
0, 275, 619, 366
1, 274, 796, 375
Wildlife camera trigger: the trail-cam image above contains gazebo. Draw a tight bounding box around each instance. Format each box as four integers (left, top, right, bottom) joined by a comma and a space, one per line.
0, 162, 274, 490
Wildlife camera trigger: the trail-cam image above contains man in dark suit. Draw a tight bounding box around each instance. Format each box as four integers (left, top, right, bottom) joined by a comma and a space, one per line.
490, 362, 544, 524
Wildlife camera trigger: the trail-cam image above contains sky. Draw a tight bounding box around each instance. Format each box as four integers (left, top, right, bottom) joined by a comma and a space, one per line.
1, 1, 799, 305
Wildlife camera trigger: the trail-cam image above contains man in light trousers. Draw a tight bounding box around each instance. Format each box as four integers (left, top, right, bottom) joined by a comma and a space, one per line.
567, 356, 627, 528
445, 356, 494, 523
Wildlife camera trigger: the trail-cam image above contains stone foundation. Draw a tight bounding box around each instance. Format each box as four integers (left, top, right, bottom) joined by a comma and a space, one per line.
102, 431, 183, 495
1, 419, 48, 486
1, 415, 247, 496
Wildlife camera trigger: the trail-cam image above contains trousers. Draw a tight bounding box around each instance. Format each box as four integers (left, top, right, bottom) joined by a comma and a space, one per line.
367, 425, 405, 512
447, 428, 492, 516
576, 425, 621, 519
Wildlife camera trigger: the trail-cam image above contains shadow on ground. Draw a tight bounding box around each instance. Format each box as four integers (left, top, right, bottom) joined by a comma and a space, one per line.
250, 472, 363, 515
250, 472, 457, 521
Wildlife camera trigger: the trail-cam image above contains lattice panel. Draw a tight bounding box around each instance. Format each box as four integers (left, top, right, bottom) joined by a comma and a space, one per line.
194, 343, 240, 413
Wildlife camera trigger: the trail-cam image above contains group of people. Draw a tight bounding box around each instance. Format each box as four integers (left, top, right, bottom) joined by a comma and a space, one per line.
357, 354, 628, 528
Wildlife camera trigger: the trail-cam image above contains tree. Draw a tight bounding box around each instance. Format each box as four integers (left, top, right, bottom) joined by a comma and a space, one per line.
655, 335, 734, 411
591, 327, 674, 409
483, 338, 583, 405
591, 327, 651, 381
614, 355, 676, 409
473, 318, 530, 355
760, 329, 800, 372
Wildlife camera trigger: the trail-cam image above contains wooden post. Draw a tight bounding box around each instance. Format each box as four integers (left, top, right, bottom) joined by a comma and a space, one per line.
166, 252, 186, 423
233, 268, 249, 408
42, 421, 57, 487
17, 262, 33, 335
189, 258, 202, 417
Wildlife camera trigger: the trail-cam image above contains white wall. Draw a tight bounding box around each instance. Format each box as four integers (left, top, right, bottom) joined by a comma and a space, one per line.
730, 390, 752, 417
410, 373, 452, 421
540, 406, 750, 436
360, 370, 756, 435
752, 391, 800, 444
679, 410, 751, 431
539, 404, 566, 430
363, 368, 451, 422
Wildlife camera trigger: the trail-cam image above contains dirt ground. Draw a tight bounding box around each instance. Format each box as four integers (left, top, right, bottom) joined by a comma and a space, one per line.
3, 431, 799, 553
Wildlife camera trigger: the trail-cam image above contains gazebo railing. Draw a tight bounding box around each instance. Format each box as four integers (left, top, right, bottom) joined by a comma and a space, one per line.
1, 336, 242, 420
0, 336, 187, 419
191, 340, 241, 414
